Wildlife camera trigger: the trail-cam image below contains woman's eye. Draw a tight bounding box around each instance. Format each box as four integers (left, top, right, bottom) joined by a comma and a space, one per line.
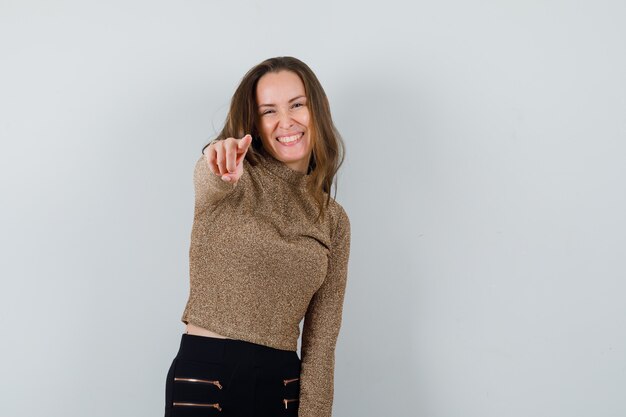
261, 103, 303, 115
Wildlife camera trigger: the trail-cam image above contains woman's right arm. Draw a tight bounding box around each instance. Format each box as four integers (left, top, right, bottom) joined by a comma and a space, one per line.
192, 153, 239, 215
193, 134, 252, 214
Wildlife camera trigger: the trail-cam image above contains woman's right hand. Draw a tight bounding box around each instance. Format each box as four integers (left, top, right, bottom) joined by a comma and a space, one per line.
203, 134, 253, 185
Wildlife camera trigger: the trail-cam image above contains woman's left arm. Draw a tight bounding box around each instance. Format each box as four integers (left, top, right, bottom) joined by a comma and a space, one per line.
298, 207, 352, 417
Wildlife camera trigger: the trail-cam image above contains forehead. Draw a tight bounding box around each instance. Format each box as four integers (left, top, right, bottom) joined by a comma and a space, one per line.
256, 70, 305, 102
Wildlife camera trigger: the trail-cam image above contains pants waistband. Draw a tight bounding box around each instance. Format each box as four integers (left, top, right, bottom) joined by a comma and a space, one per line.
176, 333, 299, 368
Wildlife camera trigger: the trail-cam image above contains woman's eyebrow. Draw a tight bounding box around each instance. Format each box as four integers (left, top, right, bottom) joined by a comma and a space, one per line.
258, 95, 306, 108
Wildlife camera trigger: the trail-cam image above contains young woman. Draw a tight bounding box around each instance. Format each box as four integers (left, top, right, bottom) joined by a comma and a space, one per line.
164, 56, 351, 417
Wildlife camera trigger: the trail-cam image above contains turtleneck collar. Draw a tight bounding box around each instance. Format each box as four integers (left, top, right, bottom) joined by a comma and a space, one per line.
258, 149, 311, 188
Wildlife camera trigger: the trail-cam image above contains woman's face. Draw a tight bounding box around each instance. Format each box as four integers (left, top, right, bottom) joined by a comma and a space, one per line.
256, 70, 313, 174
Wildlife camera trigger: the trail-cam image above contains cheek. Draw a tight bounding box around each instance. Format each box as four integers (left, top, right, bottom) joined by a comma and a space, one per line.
259, 121, 273, 136
299, 112, 310, 128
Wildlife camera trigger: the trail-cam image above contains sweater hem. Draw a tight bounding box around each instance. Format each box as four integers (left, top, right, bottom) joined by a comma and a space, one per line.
181, 311, 297, 352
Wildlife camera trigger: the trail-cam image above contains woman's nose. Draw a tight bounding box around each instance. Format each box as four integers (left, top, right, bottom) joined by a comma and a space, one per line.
278, 110, 294, 128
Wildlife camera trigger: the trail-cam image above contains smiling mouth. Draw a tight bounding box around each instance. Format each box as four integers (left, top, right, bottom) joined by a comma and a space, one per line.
276, 132, 304, 144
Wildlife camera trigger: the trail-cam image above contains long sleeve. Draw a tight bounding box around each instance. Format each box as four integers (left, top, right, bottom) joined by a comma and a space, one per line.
298, 207, 351, 417
192, 154, 238, 216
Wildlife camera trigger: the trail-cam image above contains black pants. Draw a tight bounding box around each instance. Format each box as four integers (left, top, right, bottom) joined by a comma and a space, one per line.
165, 333, 301, 416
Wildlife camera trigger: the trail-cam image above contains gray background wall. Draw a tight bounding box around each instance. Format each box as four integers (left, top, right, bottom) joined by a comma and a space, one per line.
1, 1, 624, 416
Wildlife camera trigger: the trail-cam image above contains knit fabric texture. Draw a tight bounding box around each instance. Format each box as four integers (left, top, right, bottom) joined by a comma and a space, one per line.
180, 149, 351, 417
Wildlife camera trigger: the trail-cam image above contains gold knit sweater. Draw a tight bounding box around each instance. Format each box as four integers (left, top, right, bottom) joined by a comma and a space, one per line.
181, 149, 351, 417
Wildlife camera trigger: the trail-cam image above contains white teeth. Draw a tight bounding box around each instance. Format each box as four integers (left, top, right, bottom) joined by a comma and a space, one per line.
277, 133, 303, 143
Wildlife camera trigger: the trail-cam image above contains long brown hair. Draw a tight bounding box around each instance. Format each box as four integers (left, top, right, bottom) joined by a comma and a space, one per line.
201, 56, 346, 223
